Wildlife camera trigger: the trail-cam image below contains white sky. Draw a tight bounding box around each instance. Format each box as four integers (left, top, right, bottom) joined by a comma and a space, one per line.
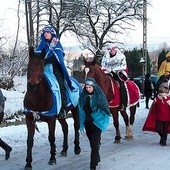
0, 0, 170, 50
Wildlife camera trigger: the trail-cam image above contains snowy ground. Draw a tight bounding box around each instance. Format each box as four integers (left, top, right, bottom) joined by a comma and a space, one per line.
1, 100, 170, 170
0, 77, 170, 170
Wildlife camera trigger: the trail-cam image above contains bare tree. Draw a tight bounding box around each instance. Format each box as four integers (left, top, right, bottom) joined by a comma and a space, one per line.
24, 0, 146, 61
8, 0, 22, 78
67, 0, 144, 61
0, 0, 28, 89
25, 0, 34, 48
24, 0, 78, 47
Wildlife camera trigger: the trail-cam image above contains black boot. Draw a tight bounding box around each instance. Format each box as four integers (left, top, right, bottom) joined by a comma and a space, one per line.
90, 165, 96, 170
0, 138, 12, 160
160, 140, 166, 146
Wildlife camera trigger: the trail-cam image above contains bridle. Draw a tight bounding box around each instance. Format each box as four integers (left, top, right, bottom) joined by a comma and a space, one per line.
27, 61, 44, 85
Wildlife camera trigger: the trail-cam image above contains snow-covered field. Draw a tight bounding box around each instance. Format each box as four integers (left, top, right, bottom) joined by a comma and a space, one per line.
0, 76, 170, 170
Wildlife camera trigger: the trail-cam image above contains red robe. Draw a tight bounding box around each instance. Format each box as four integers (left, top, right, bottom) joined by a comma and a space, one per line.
142, 94, 170, 133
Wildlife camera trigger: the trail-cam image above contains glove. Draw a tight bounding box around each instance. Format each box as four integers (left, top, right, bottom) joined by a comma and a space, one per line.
50, 37, 59, 49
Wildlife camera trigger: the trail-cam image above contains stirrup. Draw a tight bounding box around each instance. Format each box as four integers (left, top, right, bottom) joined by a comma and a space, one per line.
118, 104, 125, 111
58, 110, 67, 119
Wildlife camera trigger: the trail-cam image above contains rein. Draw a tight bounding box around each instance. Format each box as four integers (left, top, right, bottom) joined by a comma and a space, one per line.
28, 71, 43, 85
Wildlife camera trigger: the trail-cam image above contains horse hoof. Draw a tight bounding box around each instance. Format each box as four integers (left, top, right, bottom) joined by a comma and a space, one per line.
48, 159, 57, 165
74, 147, 81, 155
126, 136, 133, 140
114, 139, 121, 143
25, 166, 32, 170
114, 136, 121, 143
60, 151, 67, 157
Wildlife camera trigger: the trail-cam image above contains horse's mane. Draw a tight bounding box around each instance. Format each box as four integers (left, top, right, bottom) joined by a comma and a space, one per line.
93, 64, 107, 82
87, 63, 112, 97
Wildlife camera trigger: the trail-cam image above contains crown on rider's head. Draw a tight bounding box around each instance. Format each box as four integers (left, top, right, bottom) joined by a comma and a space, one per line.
107, 43, 118, 51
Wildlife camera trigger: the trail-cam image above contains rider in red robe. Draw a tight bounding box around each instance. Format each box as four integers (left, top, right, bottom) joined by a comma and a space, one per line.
101, 43, 128, 110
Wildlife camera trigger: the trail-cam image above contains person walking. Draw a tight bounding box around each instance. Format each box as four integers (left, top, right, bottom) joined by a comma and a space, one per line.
144, 73, 152, 109
143, 81, 170, 146
78, 78, 110, 170
0, 89, 12, 160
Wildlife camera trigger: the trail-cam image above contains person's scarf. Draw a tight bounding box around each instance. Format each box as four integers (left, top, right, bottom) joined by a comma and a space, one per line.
79, 84, 110, 116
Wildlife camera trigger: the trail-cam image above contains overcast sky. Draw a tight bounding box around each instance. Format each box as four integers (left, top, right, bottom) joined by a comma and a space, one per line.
0, 0, 169, 50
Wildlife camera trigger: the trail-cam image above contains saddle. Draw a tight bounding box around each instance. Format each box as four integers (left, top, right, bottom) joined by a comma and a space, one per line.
107, 74, 140, 108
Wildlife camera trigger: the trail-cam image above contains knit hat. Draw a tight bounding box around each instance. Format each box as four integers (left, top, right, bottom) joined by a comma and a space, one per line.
42, 25, 56, 35
84, 78, 96, 87
158, 82, 169, 93
166, 51, 170, 58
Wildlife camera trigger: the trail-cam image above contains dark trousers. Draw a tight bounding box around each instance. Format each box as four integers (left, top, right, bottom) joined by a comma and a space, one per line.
54, 67, 67, 110
0, 138, 12, 160
119, 80, 127, 107
145, 95, 150, 108
0, 111, 4, 124
156, 121, 169, 142
112, 72, 127, 107
85, 121, 101, 169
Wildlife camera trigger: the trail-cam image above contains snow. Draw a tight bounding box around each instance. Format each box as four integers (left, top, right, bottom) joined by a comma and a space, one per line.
0, 77, 170, 170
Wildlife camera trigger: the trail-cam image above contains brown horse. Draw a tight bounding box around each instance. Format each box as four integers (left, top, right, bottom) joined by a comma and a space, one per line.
23, 47, 81, 169
83, 59, 140, 143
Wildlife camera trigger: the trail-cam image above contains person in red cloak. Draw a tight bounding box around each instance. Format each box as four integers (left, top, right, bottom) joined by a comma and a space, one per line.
142, 81, 170, 146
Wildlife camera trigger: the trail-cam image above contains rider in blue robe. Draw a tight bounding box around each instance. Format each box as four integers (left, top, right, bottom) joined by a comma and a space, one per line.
36, 25, 75, 118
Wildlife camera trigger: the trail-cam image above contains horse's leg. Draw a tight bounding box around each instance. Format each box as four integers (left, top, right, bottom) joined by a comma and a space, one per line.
110, 108, 121, 143
25, 116, 35, 170
71, 107, 81, 155
126, 105, 137, 140
120, 110, 130, 138
58, 118, 68, 157
129, 105, 136, 125
48, 117, 57, 165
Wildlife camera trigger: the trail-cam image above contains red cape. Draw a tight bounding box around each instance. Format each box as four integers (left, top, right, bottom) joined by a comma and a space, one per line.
142, 101, 170, 133
109, 79, 140, 108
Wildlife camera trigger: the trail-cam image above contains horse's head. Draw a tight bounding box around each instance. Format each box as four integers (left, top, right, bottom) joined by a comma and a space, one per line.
27, 47, 46, 85
84, 60, 115, 102
86, 64, 106, 86
83, 56, 97, 79
83, 56, 104, 83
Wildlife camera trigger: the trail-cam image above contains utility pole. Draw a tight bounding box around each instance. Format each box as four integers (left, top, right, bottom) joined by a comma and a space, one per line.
143, 0, 147, 74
